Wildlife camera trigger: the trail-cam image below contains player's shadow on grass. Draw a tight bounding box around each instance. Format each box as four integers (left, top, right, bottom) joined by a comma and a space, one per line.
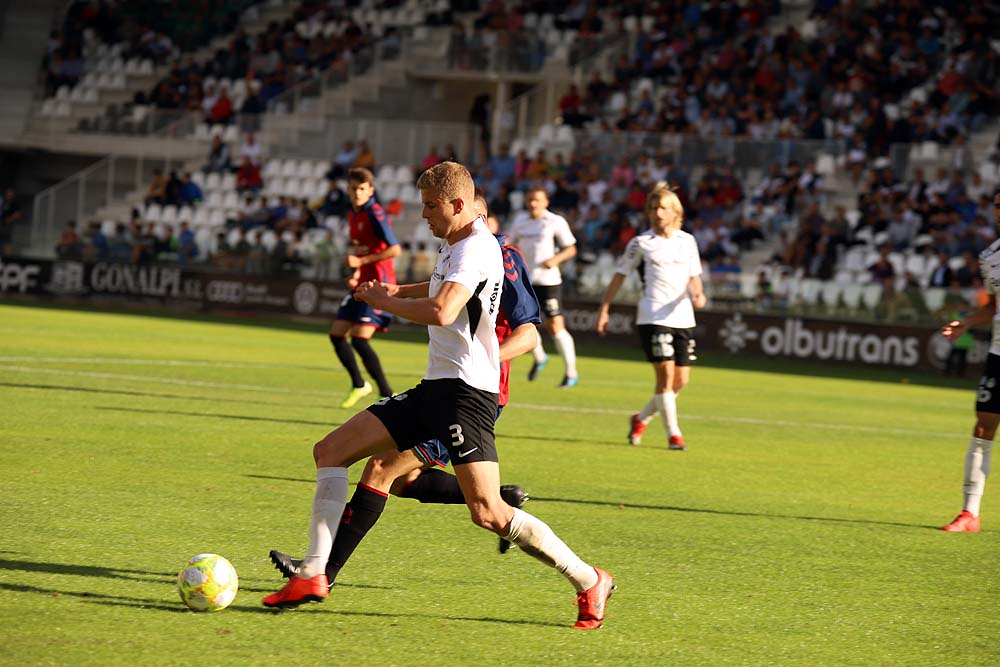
529, 497, 940, 530
1, 580, 562, 626
0, 557, 174, 581
96, 405, 341, 428
0, 380, 333, 410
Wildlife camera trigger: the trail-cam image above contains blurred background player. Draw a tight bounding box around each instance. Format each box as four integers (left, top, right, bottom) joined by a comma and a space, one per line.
596, 182, 706, 451
268, 194, 542, 582
509, 186, 580, 387
330, 166, 400, 408
939, 188, 1000, 533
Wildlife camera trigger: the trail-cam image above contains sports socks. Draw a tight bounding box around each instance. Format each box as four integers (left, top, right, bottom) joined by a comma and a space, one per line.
505, 508, 598, 592
637, 396, 658, 424
350, 337, 393, 397
654, 391, 681, 437
553, 329, 577, 378
532, 336, 547, 363
330, 335, 365, 388
325, 483, 389, 583
963, 437, 992, 516
299, 467, 349, 579
398, 467, 465, 504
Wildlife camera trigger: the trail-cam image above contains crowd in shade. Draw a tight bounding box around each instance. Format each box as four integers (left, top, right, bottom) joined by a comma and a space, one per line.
42, 0, 262, 96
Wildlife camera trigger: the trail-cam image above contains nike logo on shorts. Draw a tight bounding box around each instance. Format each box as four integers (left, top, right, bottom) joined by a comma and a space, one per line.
458, 448, 478, 458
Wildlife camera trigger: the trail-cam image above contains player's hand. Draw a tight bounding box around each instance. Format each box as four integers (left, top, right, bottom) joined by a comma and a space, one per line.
942, 319, 966, 340
346, 254, 363, 268
691, 292, 707, 309
540, 257, 556, 269
355, 279, 388, 305
596, 308, 609, 336
346, 268, 361, 290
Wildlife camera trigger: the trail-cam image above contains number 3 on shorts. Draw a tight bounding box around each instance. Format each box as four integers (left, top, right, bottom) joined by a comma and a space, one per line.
449, 423, 464, 446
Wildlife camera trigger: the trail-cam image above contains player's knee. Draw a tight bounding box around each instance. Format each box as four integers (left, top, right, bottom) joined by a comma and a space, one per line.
350, 337, 373, 354
466, 502, 508, 534
360, 455, 394, 487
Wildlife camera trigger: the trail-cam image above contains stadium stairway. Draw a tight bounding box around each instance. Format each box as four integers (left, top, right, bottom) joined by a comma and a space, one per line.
0, 0, 64, 148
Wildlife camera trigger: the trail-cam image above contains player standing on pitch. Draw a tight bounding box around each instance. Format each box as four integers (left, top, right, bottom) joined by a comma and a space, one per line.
939, 188, 1000, 532
596, 181, 706, 451
329, 167, 400, 408
508, 186, 580, 387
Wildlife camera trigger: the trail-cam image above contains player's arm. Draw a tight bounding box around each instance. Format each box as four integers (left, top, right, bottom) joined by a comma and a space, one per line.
499, 323, 538, 362
688, 275, 707, 309
540, 243, 577, 269
391, 281, 430, 298
943, 295, 997, 339
347, 243, 401, 268
356, 279, 470, 326
596, 273, 626, 335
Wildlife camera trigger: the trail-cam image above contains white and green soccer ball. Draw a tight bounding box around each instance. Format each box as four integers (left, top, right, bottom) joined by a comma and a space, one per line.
177, 553, 239, 612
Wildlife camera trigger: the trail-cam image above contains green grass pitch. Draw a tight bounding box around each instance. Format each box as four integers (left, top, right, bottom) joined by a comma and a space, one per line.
0, 302, 996, 666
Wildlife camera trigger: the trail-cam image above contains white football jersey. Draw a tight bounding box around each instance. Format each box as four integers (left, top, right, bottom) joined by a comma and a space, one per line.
979, 238, 1000, 355
509, 210, 576, 286
615, 229, 703, 328
425, 216, 504, 392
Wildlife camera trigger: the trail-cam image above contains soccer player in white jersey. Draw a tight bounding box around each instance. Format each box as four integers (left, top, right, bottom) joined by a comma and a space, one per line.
939, 188, 1000, 532
262, 162, 615, 629
509, 186, 580, 387
596, 182, 706, 451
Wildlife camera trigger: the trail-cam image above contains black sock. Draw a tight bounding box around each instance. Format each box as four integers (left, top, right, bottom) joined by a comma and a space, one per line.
351, 337, 392, 396
330, 335, 364, 387
326, 484, 388, 583
398, 468, 465, 504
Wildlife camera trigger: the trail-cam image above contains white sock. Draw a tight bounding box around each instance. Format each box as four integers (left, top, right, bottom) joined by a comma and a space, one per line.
637, 396, 657, 424
963, 437, 992, 516
299, 467, 349, 578
654, 391, 680, 437
505, 507, 597, 592
532, 336, 547, 363
553, 329, 578, 378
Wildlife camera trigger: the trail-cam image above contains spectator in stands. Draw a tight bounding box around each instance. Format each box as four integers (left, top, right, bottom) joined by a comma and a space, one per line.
164, 171, 184, 207
240, 132, 263, 165
867, 244, 896, 284
55, 220, 82, 260
203, 136, 231, 174
468, 93, 491, 163
177, 221, 198, 266
235, 157, 263, 194
108, 223, 133, 263
180, 173, 203, 206
421, 145, 443, 171
559, 84, 588, 128
81, 221, 108, 261
330, 141, 357, 180
208, 86, 234, 125
317, 180, 351, 217
955, 252, 980, 288
144, 169, 168, 205
352, 140, 376, 171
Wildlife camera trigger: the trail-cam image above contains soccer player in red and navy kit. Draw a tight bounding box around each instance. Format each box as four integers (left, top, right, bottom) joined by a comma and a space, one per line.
331, 167, 400, 408
268, 195, 540, 584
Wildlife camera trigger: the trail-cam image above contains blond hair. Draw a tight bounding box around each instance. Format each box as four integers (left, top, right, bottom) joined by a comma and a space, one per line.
416, 161, 474, 203
645, 181, 684, 230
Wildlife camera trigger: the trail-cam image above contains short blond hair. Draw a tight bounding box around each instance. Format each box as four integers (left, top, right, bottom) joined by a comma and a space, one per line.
646, 181, 684, 230
416, 161, 474, 203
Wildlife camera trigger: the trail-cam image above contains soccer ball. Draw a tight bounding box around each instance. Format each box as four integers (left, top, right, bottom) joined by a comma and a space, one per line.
177, 553, 239, 612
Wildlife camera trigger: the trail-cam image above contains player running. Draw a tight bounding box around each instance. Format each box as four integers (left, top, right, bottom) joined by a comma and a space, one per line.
596, 181, 706, 451
330, 167, 400, 408
508, 186, 580, 387
262, 162, 614, 629
267, 196, 542, 583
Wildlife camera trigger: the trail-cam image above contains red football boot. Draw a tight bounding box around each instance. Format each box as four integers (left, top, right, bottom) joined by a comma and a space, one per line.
573, 567, 616, 630
262, 574, 329, 608
668, 434, 687, 451
628, 414, 647, 446
941, 510, 980, 532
